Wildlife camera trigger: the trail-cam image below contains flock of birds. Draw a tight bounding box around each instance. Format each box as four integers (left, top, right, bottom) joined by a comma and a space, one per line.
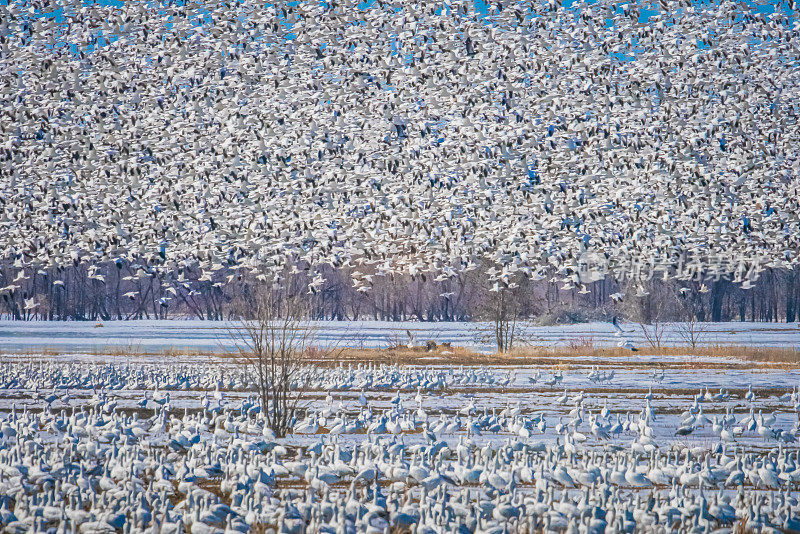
3, 0, 800, 528
0, 358, 799, 533
0, 362, 509, 394
2, 0, 800, 294
294, 383, 800, 448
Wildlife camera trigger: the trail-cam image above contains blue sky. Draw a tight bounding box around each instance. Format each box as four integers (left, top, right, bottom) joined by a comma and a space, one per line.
5, 0, 792, 31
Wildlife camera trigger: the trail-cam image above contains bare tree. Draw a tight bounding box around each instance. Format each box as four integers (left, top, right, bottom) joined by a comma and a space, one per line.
229, 284, 314, 438
676, 284, 708, 349
475, 286, 522, 353
623, 280, 674, 350
639, 320, 667, 350
675, 315, 707, 349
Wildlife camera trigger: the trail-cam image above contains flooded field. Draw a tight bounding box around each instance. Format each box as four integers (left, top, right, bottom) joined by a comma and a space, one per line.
0, 332, 798, 532
0, 320, 798, 354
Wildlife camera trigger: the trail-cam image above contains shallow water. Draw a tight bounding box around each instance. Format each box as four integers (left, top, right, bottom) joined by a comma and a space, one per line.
0, 319, 797, 353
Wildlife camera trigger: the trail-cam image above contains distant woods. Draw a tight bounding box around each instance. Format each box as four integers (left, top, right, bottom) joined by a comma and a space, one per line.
1, 260, 799, 323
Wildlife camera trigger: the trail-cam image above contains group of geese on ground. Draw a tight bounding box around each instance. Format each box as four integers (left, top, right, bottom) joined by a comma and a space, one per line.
0, 361, 799, 532
3, 358, 798, 447
0, 362, 509, 397
293, 382, 800, 447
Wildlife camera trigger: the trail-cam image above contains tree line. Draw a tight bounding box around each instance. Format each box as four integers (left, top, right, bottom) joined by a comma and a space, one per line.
1, 260, 799, 323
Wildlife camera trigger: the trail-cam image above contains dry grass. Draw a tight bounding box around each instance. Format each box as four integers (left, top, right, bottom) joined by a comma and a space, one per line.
306, 343, 800, 370
94, 342, 146, 358
320, 343, 800, 368
2, 341, 799, 368
723, 345, 800, 363
565, 336, 596, 352
159, 346, 208, 359
0, 345, 220, 361
2, 346, 65, 357
507, 343, 800, 364
334, 344, 478, 365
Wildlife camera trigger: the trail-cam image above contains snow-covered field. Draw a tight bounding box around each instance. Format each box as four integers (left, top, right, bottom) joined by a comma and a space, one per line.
0, 335, 799, 533
0, 319, 798, 354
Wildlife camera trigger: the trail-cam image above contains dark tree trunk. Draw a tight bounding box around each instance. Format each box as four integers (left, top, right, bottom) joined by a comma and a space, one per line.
710, 279, 726, 322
